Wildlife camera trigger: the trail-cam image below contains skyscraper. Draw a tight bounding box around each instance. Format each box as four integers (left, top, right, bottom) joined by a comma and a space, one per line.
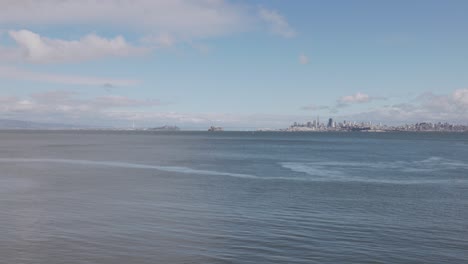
328, 118, 333, 128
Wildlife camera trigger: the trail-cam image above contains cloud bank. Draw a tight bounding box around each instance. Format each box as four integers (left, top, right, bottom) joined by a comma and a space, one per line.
0, 0, 252, 39
259, 7, 296, 38
0, 91, 159, 123
0, 1, 296, 85
6, 30, 147, 63
339, 92, 371, 104
0, 90, 303, 128
2, 89, 467, 129
300, 89, 468, 124
0, 1, 295, 42
0, 66, 138, 87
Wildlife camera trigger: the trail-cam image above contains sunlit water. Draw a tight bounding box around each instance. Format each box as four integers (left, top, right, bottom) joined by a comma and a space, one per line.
1, 131, 467, 263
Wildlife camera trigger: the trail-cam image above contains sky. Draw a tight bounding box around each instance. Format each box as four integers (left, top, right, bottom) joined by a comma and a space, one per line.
0, 0, 467, 129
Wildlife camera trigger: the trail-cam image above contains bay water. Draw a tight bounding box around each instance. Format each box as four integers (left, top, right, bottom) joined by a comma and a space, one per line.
1, 131, 467, 263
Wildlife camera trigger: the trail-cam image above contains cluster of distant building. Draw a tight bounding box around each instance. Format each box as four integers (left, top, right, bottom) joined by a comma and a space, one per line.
386, 122, 468, 132
282, 117, 468, 132
122, 118, 467, 132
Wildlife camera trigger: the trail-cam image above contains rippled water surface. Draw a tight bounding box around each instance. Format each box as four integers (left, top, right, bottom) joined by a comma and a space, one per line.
1, 131, 467, 263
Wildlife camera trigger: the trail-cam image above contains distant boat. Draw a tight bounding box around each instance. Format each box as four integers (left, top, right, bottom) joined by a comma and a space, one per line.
208, 126, 223, 132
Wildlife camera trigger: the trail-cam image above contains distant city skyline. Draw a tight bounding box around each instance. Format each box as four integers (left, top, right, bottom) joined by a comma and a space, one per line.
0, 0, 467, 129
284, 117, 468, 132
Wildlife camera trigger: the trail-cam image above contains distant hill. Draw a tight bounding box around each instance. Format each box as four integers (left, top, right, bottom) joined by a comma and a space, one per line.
0, 119, 79, 129
147, 125, 180, 131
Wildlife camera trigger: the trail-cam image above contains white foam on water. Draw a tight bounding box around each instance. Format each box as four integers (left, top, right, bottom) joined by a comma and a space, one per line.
280, 162, 346, 179
279, 156, 468, 184
0, 158, 260, 180
1, 157, 466, 184
0, 158, 314, 182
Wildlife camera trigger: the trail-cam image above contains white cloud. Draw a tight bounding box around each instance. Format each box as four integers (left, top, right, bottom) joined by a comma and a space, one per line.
341, 89, 468, 124
258, 7, 296, 38
0, 0, 252, 39
299, 89, 468, 125
301, 93, 387, 113
1, 89, 467, 128
0, 31, 142, 87
0, 2, 296, 64
0, 91, 159, 116
453, 88, 468, 106
339, 92, 371, 104
103, 89, 468, 126
0, 66, 138, 86
142, 33, 176, 48
6, 30, 147, 63
0, 90, 310, 128
299, 54, 309, 65
419, 89, 468, 113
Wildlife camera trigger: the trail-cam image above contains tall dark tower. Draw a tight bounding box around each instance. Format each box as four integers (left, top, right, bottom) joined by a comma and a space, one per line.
328, 118, 333, 128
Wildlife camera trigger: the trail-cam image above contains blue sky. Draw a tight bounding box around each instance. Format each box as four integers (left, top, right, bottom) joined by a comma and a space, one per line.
0, 0, 467, 129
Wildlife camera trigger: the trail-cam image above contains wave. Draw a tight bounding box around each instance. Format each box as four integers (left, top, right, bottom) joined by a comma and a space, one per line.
1, 157, 466, 184
0, 158, 327, 183
282, 157, 468, 172
0, 158, 260, 179
280, 156, 468, 184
